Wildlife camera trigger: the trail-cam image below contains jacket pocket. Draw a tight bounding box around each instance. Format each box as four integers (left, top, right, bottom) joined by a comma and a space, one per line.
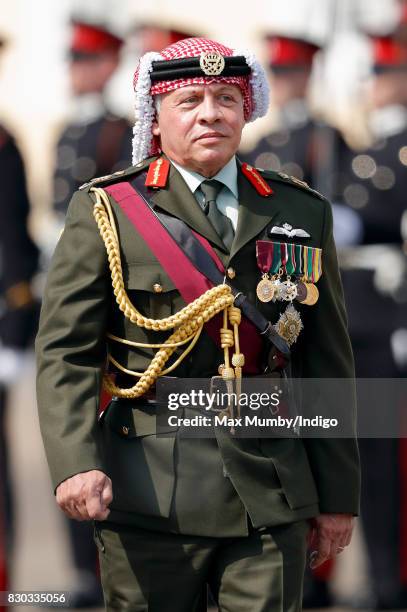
259, 437, 319, 510
102, 397, 177, 437
100, 398, 178, 517
124, 262, 184, 319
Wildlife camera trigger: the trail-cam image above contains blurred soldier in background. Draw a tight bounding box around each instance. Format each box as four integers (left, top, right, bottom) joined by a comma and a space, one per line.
333, 30, 407, 609
133, 23, 199, 54
396, 0, 407, 43
243, 33, 342, 201
0, 35, 40, 596
53, 20, 132, 224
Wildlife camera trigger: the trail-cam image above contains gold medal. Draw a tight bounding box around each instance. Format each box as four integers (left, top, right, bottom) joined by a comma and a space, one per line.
273, 303, 304, 346
303, 283, 319, 306
256, 274, 275, 302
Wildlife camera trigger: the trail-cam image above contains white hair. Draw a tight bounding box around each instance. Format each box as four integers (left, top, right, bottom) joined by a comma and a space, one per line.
131, 48, 270, 165
153, 94, 162, 114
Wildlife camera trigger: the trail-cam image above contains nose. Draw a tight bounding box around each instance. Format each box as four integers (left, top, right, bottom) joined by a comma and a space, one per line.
198, 94, 222, 124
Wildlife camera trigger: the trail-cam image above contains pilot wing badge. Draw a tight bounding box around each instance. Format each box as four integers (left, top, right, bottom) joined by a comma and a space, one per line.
269, 223, 311, 239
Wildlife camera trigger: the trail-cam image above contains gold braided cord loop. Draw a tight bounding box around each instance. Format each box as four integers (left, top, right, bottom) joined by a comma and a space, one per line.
229, 305, 244, 372
107, 324, 203, 378
90, 186, 236, 398
106, 331, 197, 350
220, 328, 234, 348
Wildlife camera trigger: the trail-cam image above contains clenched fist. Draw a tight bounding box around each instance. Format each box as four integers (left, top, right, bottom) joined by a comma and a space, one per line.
308, 513, 354, 569
56, 470, 113, 521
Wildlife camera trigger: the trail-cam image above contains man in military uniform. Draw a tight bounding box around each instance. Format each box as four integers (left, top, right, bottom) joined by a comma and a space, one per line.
53, 20, 132, 222
36, 37, 360, 611
333, 32, 407, 609
0, 37, 39, 591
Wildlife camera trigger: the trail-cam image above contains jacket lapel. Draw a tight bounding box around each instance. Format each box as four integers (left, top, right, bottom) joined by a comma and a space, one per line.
229, 161, 280, 261
150, 163, 228, 254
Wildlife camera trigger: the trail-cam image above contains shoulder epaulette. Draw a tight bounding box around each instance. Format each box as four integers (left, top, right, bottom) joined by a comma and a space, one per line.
79, 157, 154, 191
145, 157, 171, 188
241, 163, 274, 196
257, 168, 327, 201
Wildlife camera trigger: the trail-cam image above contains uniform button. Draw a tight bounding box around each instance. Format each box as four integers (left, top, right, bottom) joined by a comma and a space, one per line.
227, 267, 236, 279
122, 426, 129, 435
153, 283, 163, 293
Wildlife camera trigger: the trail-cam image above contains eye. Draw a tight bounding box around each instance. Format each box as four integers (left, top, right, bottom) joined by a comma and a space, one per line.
179, 95, 199, 105
219, 94, 235, 104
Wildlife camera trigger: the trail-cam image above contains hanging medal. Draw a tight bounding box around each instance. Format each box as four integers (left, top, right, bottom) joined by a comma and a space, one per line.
280, 243, 298, 302
256, 241, 281, 302
274, 303, 304, 346
256, 274, 275, 303
293, 244, 307, 303
272, 268, 284, 301
296, 281, 308, 302
301, 246, 322, 305
275, 243, 303, 344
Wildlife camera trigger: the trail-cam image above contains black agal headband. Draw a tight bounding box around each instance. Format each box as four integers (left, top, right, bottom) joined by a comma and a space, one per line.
150, 52, 251, 82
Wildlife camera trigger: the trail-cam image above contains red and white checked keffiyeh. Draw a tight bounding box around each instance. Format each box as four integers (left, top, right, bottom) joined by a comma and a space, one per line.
132, 37, 269, 165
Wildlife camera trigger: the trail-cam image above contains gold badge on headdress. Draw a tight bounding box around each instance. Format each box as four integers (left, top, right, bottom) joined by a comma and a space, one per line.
200, 51, 225, 75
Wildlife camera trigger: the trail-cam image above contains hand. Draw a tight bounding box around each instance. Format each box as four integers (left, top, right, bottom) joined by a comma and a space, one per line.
56, 470, 113, 521
307, 513, 354, 569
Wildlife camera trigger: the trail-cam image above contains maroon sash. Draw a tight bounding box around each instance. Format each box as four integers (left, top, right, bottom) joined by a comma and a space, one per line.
104, 181, 262, 373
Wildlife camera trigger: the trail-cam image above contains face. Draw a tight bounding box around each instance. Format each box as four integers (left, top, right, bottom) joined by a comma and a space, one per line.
152, 83, 245, 177
270, 70, 310, 107
69, 52, 119, 95
369, 72, 407, 109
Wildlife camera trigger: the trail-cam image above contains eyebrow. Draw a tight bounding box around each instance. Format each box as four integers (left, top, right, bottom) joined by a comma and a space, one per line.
175, 85, 238, 99
175, 88, 202, 97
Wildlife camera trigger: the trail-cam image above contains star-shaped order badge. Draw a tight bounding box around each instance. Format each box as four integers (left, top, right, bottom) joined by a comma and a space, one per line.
274, 303, 304, 346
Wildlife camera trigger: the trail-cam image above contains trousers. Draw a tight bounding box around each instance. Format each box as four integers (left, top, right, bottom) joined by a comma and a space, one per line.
93, 519, 309, 611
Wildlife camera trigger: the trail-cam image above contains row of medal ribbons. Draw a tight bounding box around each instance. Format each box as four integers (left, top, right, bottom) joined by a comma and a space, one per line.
255, 241, 322, 306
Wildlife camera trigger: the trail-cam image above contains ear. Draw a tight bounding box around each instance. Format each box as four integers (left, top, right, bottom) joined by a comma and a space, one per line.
152, 120, 160, 137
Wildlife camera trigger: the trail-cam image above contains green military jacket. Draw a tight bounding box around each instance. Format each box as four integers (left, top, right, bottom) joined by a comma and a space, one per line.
36, 156, 360, 536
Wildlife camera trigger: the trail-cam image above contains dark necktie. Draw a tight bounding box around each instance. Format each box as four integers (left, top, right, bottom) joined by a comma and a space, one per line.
200, 179, 234, 251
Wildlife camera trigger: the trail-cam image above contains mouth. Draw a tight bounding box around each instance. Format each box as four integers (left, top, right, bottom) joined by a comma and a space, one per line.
195, 132, 225, 141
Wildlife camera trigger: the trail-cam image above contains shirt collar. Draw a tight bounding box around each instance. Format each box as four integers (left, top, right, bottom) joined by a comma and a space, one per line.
171, 156, 238, 199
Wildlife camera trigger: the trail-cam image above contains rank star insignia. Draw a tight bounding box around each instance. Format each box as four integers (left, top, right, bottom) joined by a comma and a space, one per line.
200, 51, 226, 75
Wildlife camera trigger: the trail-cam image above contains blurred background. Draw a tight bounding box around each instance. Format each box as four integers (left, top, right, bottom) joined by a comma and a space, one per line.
0, 0, 406, 609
